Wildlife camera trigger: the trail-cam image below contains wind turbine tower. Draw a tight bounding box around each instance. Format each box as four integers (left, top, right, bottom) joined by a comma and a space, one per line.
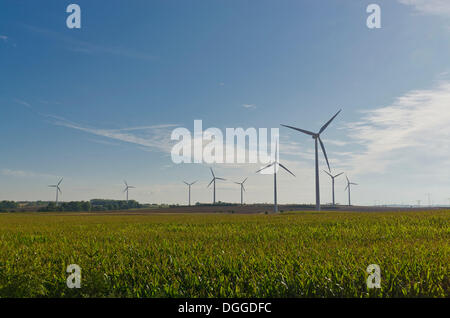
256, 142, 295, 213
123, 181, 135, 203
183, 181, 197, 206
426, 193, 432, 207
234, 178, 248, 205
281, 109, 341, 211
323, 170, 343, 206
207, 168, 226, 204
345, 175, 357, 206
48, 178, 63, 206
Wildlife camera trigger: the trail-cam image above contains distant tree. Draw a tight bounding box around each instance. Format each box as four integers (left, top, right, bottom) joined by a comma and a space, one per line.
0, 200, 19, 212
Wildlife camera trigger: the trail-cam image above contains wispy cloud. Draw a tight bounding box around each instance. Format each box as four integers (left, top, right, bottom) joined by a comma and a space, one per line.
321, 139, 348, 147
50, 116, 177, 153
343, 81, 450, 177
0, 35, 7, 42
1, 168, 56, 179
398, 0, 450, 17
242, 104, 257, 109
23, 25, 155, 61
13, 98, 32, 108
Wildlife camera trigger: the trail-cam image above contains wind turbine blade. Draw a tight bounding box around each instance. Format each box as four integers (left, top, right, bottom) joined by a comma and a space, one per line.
124, 180, 128, 186
334, 172, 344, 178
280, 124, 315, 136
323, 169, 332, 177
242, 184, 246, 192
129, 186, 136, 188
319, 109, 342, 134
216, 177, 226, 181
242, 177, 248, 184
58, 187, 62, 194
123, 188, 127, 193
345, 185, 348, 191
351, 183, 358, 185
234, 182, 240, 185
210, 168, 215, 178
256, 162, 274, 173
207, 178, 214, 188
191, 181, 197, 185
346, 175, 350, 183
58, 178, 63, 186
183, 181, 189, 185
49, 185, 56, 187
279, 163, 295, 177
319, 137, 331, 172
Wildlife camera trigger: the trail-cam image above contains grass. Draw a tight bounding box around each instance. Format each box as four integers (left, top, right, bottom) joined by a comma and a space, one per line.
0, 210, 448, 297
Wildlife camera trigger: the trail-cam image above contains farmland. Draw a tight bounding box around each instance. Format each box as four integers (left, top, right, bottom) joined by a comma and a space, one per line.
0, 210, 448, 297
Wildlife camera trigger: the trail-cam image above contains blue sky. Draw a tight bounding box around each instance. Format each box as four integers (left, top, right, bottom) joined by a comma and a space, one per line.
1, 0, 450, 205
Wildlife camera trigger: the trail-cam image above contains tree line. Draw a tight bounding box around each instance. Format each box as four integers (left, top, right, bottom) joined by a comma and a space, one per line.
0, 201, 19, 212
37, 199, 141, 212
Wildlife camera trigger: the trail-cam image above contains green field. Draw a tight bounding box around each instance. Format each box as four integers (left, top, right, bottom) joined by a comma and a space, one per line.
0, 210, 448, 297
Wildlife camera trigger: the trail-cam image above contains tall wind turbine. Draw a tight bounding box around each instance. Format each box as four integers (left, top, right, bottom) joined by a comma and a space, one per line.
183, 181, 197, 206
234, 177, 248, 205
123, 180, 135, 203
256, 143, 295, 213
281, 109, 341, 211
207, 168, 225, 204
345, 175, 357, 206
49, 178, 63, 206
323, 170, 343, 206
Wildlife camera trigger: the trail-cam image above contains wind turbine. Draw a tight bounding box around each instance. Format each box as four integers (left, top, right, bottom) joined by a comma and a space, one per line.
323, 170, 343, 206
234, 177, 248, 205
183, 181, 197, 206
256, 142, 295, 213
48, 178, 63, 206
426, 193, 432, 207
207, 168, 225, 204
123, 180, 135, 203
281, 109, 341, 211
345, 175, 357, 206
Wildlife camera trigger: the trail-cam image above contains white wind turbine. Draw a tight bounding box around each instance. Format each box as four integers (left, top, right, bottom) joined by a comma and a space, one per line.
183, 181, 197, 206
256, 142, 295, 213
345, 175, 357, 206
48, 178, 63, 206
123, 180, 135, 203
207, 168, 226, 204
323, 170, 344, 206
281, 109, 341, 211
234, 177, 248, 205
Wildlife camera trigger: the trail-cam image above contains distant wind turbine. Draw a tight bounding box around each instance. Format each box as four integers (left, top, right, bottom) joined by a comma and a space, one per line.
281, 109, 341, 211
183, 181, 197, 206
426, 193, 432, 207
48, 178, 63, 206
123, 180, 135, 203
256, 142, 295, 213
234, 177, 248, 205
345, 175, 357, 206
207, 168, 225, 204
323, 170, 343, 206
